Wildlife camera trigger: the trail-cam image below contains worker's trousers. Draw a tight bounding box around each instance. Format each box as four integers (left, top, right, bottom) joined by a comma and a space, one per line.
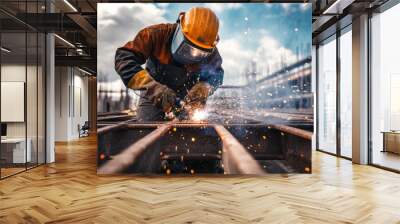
136, 92, 165, 122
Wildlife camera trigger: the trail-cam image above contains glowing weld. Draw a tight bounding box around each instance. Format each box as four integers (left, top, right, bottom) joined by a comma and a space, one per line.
191, 109, 209, 121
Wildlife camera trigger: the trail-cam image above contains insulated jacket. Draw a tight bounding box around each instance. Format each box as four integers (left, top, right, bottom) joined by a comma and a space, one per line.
115, 23, 224, 99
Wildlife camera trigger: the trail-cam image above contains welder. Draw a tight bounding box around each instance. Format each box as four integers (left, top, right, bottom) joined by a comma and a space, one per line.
115, 7, 224, 121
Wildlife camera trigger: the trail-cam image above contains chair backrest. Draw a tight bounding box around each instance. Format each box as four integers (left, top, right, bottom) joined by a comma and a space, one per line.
82, 121, 90, 129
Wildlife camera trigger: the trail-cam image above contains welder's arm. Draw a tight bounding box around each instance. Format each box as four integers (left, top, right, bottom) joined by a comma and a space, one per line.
137, 70, 176, 113
115, 27, 154, 89
114, 29, 176, 112
199, 49, 224, 94
178, 50, 224, 118
185, 82, 213, 106
182, 82, 213, 119
116, 60, 176, 113
115, 48, 148, 89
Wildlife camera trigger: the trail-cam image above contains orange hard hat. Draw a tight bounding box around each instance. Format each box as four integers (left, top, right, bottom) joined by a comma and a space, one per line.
180, 7, 219, 49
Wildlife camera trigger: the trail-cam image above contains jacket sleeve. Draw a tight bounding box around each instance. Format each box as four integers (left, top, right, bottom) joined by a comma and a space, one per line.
199, 49, 224, 91
115, 28, 153, 87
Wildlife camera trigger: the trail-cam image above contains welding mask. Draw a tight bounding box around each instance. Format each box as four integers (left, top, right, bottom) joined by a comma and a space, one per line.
171, 24, 214, 64
171, 9, 219, 64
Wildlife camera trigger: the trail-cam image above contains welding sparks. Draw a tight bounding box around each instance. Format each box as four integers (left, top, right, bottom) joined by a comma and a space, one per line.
191, 109, 209, 121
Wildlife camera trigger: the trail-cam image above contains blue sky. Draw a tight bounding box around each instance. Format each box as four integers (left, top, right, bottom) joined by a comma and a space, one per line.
98, 3, 311, 86
161, 3, 311, 56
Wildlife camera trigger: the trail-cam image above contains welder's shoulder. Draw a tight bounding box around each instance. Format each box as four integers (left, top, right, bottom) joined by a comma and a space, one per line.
145, 23, 176, 31
213, 48, 222, 59
140, 23, 177, 39
208, 48, 223, 65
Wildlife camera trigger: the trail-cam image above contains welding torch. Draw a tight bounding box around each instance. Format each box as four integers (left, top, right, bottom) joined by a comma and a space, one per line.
171, 97, 207, 121
171, 98, 189, 120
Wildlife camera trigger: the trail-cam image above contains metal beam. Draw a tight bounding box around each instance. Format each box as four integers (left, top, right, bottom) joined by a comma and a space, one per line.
313, 14, 352, 44
121, 123, 312, 129
214, 125, 265, 175
97, 117, 313, 174
255, 57, 312, 85
66, 13, 97, 46
323, 0, 356, 14
97, 119, 136, 135
312, 15, 335, 33
55, 55, 96, 68
67, 13, 96, 35
14, 13, 81, 32
270, 124, 313, 140
98, 124, 172, 174
97, 115, 135, 122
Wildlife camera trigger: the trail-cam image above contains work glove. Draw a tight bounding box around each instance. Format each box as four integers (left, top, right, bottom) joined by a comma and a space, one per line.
184, 82, 213, 113
145, 81, 177, 113
128, 69, 177, 113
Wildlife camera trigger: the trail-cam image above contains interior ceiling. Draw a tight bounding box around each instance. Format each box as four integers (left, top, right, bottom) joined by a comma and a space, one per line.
1, 0, 394, 74
2, 0, 313, 76
0, 0, 98, 74
312, 0, 389, 43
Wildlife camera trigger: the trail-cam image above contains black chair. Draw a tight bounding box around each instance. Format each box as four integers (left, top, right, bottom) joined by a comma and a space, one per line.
79, 121, 90, 138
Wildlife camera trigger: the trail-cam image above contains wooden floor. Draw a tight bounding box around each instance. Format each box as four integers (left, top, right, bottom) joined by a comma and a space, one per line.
1, 167, 26, 178
1, 136, 400, 224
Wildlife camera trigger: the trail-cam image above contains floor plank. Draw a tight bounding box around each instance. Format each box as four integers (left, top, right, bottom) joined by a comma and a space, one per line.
1, 135, 400, 223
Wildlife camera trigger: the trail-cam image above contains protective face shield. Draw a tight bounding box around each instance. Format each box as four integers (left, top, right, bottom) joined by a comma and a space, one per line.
171, 24, 214, 65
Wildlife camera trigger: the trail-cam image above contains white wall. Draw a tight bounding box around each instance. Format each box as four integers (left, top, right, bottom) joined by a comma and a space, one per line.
54, 67, 89, 141
1, 65, 26, 141
72, 73, 89, 138
1, 65, 39, 138
55, 67, 69, 141
1, 63, 46, 164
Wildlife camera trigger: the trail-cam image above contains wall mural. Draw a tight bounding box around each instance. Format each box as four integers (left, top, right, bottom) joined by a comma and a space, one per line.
97, 3, 313, 175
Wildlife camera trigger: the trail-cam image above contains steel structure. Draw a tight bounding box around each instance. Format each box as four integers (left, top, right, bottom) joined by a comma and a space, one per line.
97, 118, 312, 174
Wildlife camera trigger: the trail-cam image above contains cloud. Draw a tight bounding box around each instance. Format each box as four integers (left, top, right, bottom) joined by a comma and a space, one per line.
156, 3, 170, 8
280, 3, 310, 13
203, 3, 242, 13
217, 35, 296, 85
217, 39, 252, 85
300, 3, 311, 11
281, 3, 291, 12
98, 3, 299, 88
253, 36, 297, 76
265, 4, 273, 8
97, 3, 167, 83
